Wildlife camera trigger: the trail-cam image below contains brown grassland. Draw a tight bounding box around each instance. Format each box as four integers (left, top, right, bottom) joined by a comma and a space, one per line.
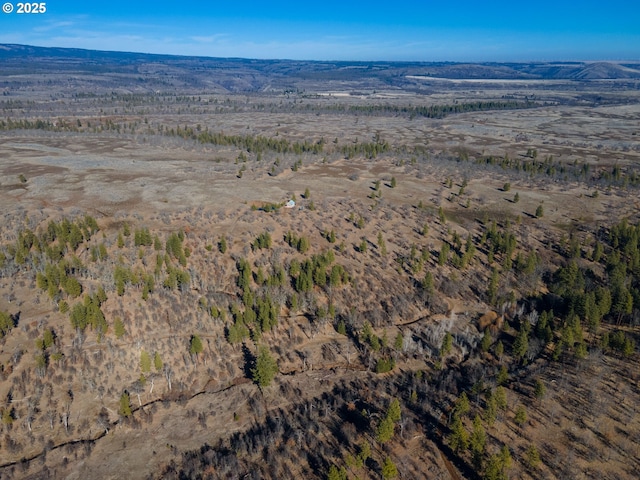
0, 49, 639, 479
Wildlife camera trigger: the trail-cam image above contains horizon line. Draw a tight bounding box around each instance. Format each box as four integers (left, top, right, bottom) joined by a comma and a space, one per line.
2, 43, 639, 65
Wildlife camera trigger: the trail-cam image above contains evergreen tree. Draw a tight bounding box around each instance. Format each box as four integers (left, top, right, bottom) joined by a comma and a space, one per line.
534, 379, 546, 400
514, 405, 527, 426
326, 465, 347, 480
357, 441, 371, 466
470, 414, 486, 456
252, 345, 278, 387
438, 243, 450, 266
592, 241, 603, 262
525, 444, 541, 469
487, 267, 499, 305
114, 317, 126, 339
381, 457, 398, 479
43, 329, 55, 349
495, 386, 508, 411
387, 398, 401, 423
189, 334, 204, 358
453, 392, 470, 418
140, 350, 151, 373
119, 391, 132, 417
441, 331, 453, 357
154, 351, 163, 371
497, 365, 509, 386
376, 415, 395, 443
448, 416, 469, 452
513, 325, 529, 362
438, 206, 446, 224
481, 330, 492, 352
485, 445, 511, 480
422, 271, 435, 298
394, 331, 404, 351
219, 236, 228, 253
484, 394, 497, 426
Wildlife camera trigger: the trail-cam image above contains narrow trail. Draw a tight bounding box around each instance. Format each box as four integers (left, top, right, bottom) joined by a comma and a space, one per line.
0, 374, 252, 472
437, 410, 464, 480
0, 357, 372, 473
394, 297, 484, 328
1, 291, 485, 475
440, 450, 463, 480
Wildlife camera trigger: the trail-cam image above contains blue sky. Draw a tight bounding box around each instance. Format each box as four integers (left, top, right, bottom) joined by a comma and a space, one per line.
0, 1, 638, 61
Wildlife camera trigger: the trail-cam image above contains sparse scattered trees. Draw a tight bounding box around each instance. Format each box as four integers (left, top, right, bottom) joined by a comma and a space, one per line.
0, 115, 637, 480
253, 231, 272, 250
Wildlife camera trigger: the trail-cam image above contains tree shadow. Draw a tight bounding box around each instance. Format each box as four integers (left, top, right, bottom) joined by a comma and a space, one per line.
241, 343, 256, 381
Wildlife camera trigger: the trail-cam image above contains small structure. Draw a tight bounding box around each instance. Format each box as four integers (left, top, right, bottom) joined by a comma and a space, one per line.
285, 199, 296, 209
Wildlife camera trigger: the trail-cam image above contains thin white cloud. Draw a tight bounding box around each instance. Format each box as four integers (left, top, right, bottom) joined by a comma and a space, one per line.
2, 13, 638, 61
190, 34, 229, 44
32, 21, 75, 33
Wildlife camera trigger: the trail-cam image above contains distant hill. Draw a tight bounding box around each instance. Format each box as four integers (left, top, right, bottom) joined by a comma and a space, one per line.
506, 61, 640, 80
1, 43, 639, 94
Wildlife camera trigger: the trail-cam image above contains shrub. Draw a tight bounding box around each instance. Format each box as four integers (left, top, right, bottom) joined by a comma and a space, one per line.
375, 357, 395, 373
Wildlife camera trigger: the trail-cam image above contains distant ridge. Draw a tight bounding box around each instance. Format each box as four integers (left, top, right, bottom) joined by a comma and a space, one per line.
1, 44, 639, 94
2, 44, 640, 78
571, 62, 640, 80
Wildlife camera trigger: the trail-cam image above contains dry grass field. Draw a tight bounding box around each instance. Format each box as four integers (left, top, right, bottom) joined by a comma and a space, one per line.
0, 48, 639, 479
